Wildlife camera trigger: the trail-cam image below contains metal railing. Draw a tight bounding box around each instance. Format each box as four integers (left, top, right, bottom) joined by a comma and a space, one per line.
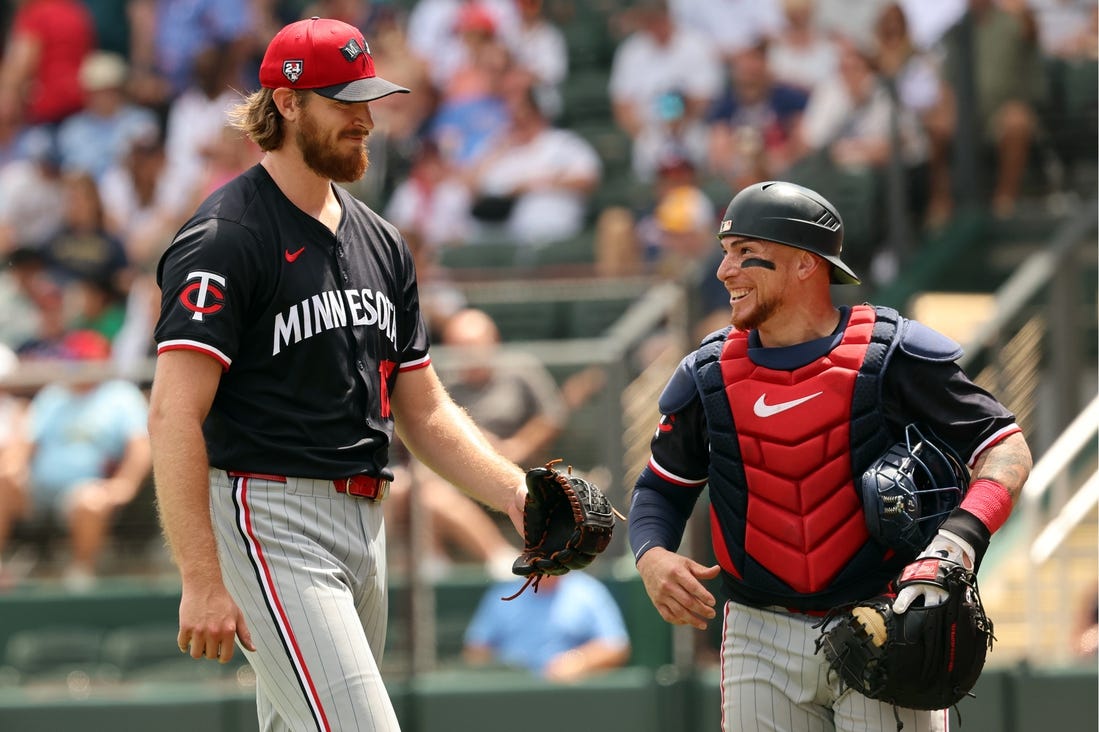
952, 197, 1098, 665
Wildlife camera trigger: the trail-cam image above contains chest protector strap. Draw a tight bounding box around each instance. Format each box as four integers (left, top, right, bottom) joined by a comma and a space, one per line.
694, 306, 902, 610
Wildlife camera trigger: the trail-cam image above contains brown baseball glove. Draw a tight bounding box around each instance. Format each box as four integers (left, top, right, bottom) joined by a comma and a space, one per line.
503, 460, 621, 600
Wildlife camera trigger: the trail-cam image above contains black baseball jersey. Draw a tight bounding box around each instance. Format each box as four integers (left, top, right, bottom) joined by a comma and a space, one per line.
154, 164, 430, 479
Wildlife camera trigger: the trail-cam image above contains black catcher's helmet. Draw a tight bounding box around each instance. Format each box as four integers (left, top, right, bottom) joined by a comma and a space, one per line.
860, 424, 970, 558
716, 180, 860, 284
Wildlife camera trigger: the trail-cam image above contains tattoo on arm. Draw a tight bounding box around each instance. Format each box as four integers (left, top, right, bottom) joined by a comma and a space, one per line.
972, 433, 1033, 502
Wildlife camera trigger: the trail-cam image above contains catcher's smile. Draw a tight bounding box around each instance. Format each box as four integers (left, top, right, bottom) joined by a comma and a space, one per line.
728, 287, 752, 303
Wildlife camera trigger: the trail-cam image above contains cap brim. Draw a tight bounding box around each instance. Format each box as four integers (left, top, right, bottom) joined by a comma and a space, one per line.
313, 77, 410, 102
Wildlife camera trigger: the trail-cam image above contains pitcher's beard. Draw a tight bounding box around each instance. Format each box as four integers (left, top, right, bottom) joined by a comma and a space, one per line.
297, 113, 368, 182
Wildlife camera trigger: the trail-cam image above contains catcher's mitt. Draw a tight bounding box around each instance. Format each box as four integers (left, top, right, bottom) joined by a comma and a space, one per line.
503, 459, 621, 600
816, 558, 994, 712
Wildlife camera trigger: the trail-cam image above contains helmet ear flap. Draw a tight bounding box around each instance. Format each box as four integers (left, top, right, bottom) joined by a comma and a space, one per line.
860, 424, 969, 559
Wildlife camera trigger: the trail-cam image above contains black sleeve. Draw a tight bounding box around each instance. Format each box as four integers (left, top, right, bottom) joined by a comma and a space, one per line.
154, 218, 268, 368
882, 352, 1019, 465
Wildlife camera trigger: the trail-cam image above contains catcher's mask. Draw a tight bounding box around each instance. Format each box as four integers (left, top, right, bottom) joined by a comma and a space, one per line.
860, 424, 969, 558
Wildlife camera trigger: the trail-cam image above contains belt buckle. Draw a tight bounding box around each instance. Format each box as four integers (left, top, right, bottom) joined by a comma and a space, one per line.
340, 475, 390, 502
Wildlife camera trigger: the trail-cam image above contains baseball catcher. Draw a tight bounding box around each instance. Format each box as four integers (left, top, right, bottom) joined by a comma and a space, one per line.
503, 459, 622, 600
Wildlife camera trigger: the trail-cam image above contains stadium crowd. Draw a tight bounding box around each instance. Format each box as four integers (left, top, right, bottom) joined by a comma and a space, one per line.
0, 0, 1094, 588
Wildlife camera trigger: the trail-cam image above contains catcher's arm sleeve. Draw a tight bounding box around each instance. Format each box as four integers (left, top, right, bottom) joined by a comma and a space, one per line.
628, 471, 700, 562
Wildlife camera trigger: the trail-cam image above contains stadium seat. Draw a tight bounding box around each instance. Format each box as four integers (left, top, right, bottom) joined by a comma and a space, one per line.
2, 626, 104, 683
100, 624, 193, 679
437, 241, 524, 271
530, 229, 596, 268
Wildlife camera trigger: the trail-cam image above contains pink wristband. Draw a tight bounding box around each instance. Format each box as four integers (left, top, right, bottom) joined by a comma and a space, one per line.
960, 478, 1013, 534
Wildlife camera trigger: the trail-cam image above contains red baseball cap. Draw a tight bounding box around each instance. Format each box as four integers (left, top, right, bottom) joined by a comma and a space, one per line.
258, 17, 409, 102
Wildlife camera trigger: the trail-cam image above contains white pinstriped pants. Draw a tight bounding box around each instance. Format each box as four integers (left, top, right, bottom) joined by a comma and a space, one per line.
210, 470, 401, 732
720, 601, 949, 732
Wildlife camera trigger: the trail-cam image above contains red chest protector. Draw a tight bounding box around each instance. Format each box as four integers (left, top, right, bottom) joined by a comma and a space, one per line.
717, 309, 874, 594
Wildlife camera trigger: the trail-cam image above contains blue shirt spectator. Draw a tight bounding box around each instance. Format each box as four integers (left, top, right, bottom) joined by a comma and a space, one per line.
464, 572, 631, 680
57, 52, 159, 181
28, 377, 148, 499
130, 0, 254, 101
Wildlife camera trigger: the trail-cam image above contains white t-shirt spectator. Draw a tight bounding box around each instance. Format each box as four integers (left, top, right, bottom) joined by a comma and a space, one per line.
669, 0, 785, 57
608, 27, 722, 129
385, 176, 474, 251
473, 128, 601, 245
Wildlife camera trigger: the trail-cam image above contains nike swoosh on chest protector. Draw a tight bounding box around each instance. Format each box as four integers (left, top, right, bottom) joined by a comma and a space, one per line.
752, 391, 824, 418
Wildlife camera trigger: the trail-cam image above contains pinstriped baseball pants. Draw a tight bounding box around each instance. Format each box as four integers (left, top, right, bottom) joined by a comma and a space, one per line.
720, 601, 949, 732
210, 470, 401, 732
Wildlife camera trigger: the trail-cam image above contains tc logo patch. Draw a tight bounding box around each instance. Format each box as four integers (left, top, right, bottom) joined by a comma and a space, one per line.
720, 219, 732, 233
282, 59, 303, 83
180, 271, 226, 321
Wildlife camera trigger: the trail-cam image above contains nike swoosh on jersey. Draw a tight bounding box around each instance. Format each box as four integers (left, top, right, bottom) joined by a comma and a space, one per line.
752, 391, 824, 418
285, 246, 306, 262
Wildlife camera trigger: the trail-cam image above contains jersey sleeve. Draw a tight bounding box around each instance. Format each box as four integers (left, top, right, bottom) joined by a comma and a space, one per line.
647, 364, 710, 488
394, 232, 431, 372
883, 353, 1022, 466
154, 218, 266, 370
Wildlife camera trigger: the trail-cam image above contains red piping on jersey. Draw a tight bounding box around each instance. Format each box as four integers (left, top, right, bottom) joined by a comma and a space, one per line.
237, 477, 332, 732
399, 355, 431, 372
157, 341, 231, 371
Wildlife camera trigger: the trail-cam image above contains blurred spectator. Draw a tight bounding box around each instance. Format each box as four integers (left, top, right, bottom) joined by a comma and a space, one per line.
0, 248, 62, 353
56, 51, 160, 182
384, 139, 473, 251
705, 40, 809, 191
425, 5, 513, 169
669, 0, 784, 63
766, 0, 841, 93
464, 80, 601, 246
407, 0, 520, 91
940, 0, 1045, 218
440, 309, 572, 464
161, 43, 246, 211
873, 2, 955, 227
608, 0, 723, 181
44, 172, 131, 341
100, 122, 190, 272
512, 0, 568, 120
400, 219, 469, 342
595, 146, 712, 277
644, 184, 717, 279
0, 0, 95, 127
127, 0, 255, 109
358, 3, 437, 204
895, 0, 966, 50
793, 38, 928, 178
0, 127, 66, 254
463, 572, 631, 681
0, 329, 151, 591
186, 123, 263, 208
82, 0, 135, 59
0, 344, 28, 587
1029, 0, 1098, 59
812, 0, 895, 50
387, 308, 567, 578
